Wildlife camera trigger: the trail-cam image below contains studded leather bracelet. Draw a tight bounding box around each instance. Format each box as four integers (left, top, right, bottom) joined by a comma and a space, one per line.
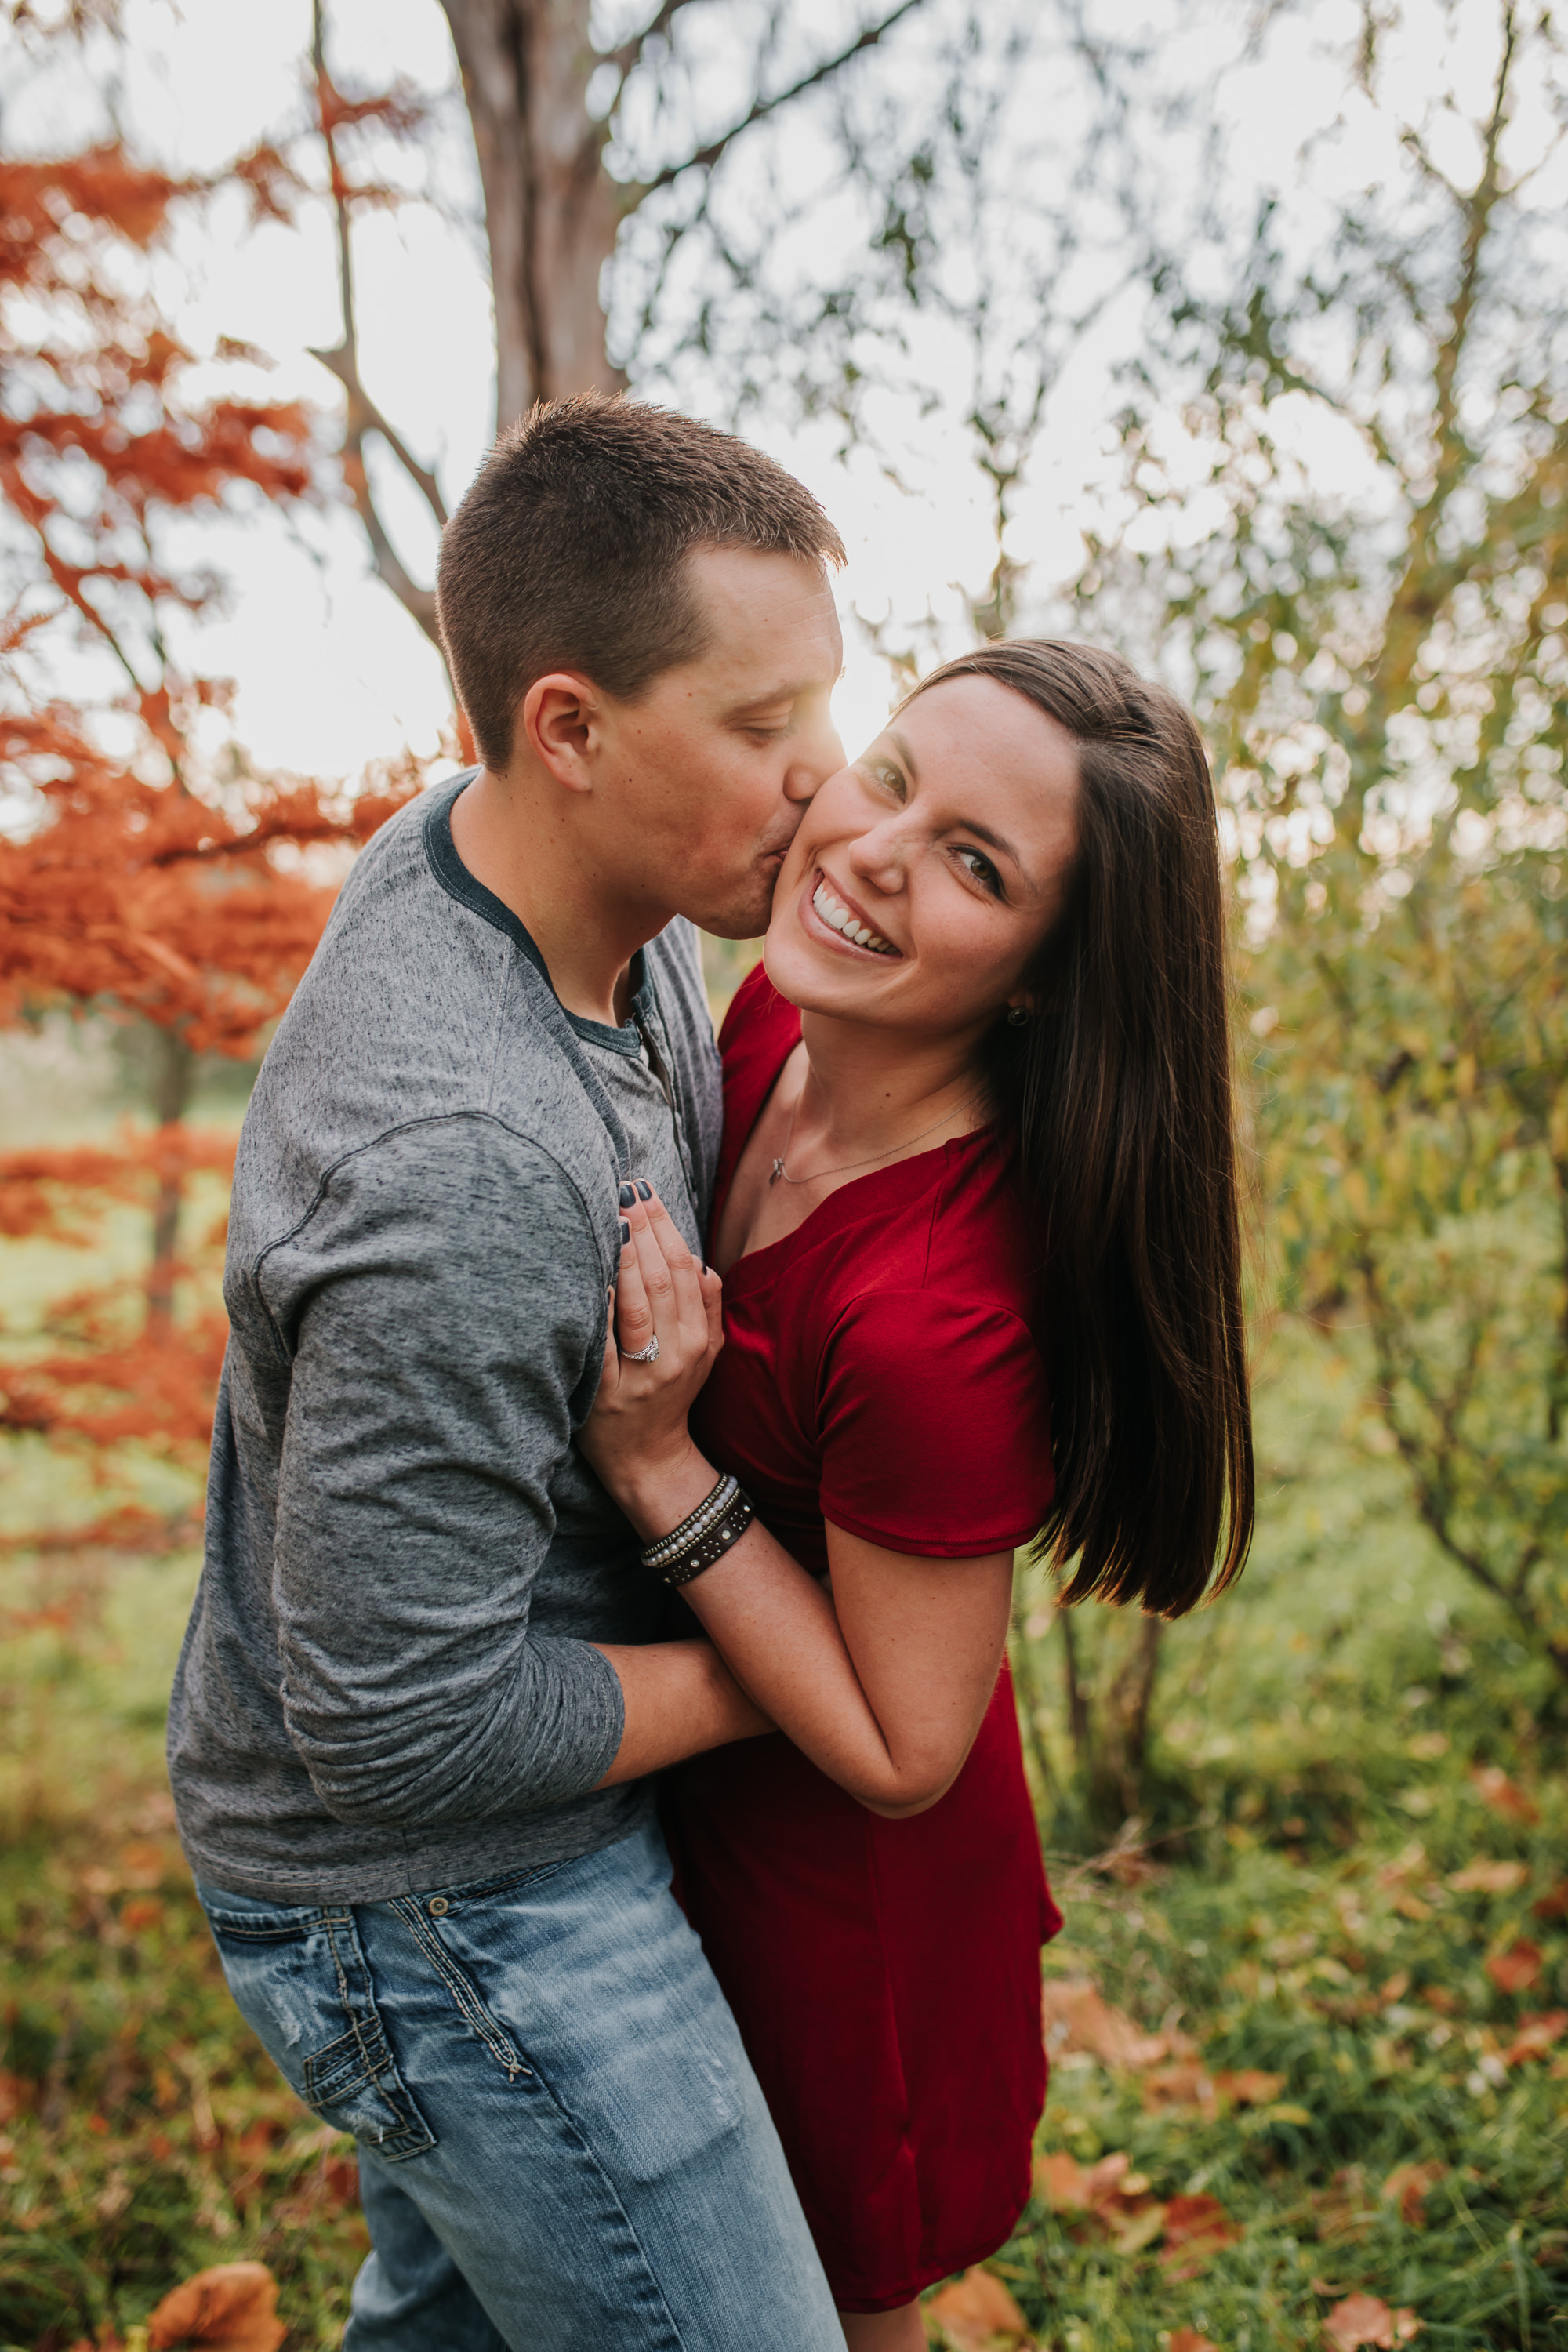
640, 1472, 755, 1588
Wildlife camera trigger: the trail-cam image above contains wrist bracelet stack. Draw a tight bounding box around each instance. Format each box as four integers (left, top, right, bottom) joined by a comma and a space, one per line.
640, 1472, 755, 1588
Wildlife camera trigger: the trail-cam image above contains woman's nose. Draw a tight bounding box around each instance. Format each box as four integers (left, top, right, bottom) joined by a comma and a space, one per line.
847, 823, 906, 895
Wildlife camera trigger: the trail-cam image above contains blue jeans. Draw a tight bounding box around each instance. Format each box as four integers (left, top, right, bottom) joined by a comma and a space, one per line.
195, 1821, 841, 2350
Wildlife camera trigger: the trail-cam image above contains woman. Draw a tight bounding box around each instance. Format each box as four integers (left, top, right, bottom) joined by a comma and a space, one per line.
583, 640, 1253, 2348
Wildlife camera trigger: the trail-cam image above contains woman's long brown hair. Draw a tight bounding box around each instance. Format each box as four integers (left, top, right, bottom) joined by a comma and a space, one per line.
909, 640, 1254, 1617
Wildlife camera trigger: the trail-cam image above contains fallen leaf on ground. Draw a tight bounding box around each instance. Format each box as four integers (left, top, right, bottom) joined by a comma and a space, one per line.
1157, 2193, 1239, 2279
1502, 2009, 1568, 2067
1212, 2067, 1287, 2104
1448, 1859, 1528, 1895
147, 2262, 285, 2352
1032, 2147, 1168, 2256
1311, 2167, 1376, 2244
1381, 2162, 1446, 2225
925, 2266, 1033, 2350
1323, 2292, 1422, 2348
0, 2071, 32, 2123
1485, 1940, 1543, 1994
1142, 2060, 1217, 2116
1033, 2149, 1131, 2212
1040, 1977, 1182, 2068
1108, 2201, 1168, 2256
1532, 1881, 1568, 1921
1168, 2334, 1219, 2352
1468, 1766, 1540, 1824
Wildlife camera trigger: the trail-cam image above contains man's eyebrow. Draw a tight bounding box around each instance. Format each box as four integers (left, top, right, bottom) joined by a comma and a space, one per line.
728, 670, 843, 714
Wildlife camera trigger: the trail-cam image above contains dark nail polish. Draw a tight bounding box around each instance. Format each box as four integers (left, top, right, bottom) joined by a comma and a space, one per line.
635, 1180, 652, 1202
619, 1182, 636, 1209
620, 1220, 630, 1247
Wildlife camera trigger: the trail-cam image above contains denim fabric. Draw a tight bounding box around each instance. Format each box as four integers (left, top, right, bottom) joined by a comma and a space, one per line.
195, 1821, 840, 2351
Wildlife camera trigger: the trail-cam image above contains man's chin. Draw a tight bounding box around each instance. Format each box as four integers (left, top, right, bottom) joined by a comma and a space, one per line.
677, 875, 780, 942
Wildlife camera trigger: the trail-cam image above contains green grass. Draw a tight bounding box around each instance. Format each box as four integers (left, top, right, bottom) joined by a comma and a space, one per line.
2, 1221, 1565, 2343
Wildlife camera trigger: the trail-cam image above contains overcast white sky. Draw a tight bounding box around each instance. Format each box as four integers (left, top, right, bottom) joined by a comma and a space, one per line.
2, 0, 1543, 787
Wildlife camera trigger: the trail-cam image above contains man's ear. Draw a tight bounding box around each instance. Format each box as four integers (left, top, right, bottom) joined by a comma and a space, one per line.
518, 671, 604, 794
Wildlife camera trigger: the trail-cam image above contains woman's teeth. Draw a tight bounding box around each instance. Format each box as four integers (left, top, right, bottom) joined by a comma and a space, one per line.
812, 880, 895, 955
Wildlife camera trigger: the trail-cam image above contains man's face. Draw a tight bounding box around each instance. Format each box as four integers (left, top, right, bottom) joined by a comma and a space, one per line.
593, 546, 845, 939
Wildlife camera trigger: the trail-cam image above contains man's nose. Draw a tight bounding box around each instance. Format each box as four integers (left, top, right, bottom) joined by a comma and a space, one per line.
783, 712, 846, 803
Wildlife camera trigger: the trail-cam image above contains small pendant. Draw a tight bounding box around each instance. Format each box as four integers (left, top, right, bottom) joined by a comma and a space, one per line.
769, 1157, 786, 1186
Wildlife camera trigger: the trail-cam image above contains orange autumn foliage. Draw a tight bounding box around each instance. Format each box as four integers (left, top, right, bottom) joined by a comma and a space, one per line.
925, 2267, 1034, 2350
145, 2259, 286, 2351
0, 104, 426, 1538
67, 2258, 285, 2352
1323, 2292, 1423, 2350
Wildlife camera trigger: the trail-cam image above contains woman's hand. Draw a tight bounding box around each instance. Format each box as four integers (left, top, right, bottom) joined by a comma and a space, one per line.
580, 1184, 726, 1534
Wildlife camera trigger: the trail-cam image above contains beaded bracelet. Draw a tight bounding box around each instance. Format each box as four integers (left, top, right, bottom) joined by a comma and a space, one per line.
640, 1472, 755, 1588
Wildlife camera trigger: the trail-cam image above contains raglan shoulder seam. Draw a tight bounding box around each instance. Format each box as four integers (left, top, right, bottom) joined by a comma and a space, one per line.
249, 1109, 605, 1367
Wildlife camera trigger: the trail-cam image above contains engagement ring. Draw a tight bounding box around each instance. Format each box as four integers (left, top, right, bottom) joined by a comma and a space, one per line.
623, 1336, 659, 1364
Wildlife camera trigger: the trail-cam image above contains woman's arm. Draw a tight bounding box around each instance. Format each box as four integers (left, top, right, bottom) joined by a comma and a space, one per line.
582, 1188, 1014, 1817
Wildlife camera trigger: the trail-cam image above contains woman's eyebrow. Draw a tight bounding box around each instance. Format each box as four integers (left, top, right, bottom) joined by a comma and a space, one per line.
889, 727, 1029, 877
958, 815, 1023, 869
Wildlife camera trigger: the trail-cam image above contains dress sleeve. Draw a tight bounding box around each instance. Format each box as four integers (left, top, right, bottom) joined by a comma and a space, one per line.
815, 1287, 1054, 1559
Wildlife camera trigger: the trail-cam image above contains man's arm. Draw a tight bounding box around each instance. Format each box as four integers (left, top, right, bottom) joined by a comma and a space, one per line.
263, 1116, 760, 1827
591, 1640, 771, 1785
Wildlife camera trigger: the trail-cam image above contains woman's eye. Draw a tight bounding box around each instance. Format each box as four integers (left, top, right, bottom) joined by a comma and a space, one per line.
862, 757, 906, 797
955, 846, 1001, 894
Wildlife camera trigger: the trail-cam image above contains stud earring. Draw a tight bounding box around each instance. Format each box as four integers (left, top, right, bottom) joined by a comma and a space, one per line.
1006, 1004, 1030, 1028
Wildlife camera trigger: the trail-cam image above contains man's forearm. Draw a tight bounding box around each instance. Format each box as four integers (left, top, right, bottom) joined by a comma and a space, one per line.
590, 1639, 772, 1785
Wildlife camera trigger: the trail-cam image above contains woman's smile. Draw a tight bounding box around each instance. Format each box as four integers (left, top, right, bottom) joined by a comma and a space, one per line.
802, 867, 899, 958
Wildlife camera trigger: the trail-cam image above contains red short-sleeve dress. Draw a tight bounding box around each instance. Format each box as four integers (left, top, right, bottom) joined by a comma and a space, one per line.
663, 965, 1063, 2314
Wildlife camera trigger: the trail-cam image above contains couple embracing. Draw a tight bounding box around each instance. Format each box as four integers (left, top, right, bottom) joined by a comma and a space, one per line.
168, 397, 1252, 2350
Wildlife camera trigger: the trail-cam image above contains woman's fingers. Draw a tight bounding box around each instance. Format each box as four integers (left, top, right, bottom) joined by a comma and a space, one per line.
700, 1262, 724, 1358
636, 1185, 707, 1345
612, 1218, 657, 1363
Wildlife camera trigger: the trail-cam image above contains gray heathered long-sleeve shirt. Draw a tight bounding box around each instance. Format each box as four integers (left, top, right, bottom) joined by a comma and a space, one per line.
166, 775, 721, 1902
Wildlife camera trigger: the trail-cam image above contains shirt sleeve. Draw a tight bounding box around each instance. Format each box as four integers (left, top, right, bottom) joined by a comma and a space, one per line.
259, 1114, 626, 1828
816, 1287, 1054, 1559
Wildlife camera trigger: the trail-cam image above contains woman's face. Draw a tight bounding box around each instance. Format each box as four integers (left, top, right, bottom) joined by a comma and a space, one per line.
764, 673, 1080, 1040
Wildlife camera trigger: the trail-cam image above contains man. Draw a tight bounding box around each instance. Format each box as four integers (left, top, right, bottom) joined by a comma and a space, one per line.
167, 396, 848, 2349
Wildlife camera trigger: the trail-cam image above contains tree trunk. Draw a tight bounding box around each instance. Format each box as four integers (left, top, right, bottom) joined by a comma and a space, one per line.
145, 1025, 193, 1336
1059, 1606, 1164, 1835
440, 0, 627, 429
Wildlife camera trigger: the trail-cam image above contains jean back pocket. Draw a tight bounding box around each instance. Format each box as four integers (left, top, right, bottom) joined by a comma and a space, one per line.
197, 1884, 436, 2162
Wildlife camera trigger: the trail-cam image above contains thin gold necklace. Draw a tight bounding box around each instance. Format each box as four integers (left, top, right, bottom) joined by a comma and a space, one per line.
768, 1087, 983, 1187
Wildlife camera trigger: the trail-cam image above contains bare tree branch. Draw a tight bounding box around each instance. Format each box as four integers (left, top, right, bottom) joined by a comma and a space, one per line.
605, 0, 694, 87
639, 0, 926, 195
311, 0, 445, 647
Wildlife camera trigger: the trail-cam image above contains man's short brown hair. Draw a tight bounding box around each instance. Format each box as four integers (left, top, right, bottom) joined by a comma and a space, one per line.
436, 394, 846, 771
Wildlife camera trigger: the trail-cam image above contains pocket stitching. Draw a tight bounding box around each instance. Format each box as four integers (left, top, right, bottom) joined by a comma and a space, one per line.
203, 1896, 437, 2163
390, 1897, 532, 2083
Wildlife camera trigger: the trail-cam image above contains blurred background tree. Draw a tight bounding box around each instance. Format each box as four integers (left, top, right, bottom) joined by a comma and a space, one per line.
1069, 0, 1568, 1692
0, 115, 422, 1541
